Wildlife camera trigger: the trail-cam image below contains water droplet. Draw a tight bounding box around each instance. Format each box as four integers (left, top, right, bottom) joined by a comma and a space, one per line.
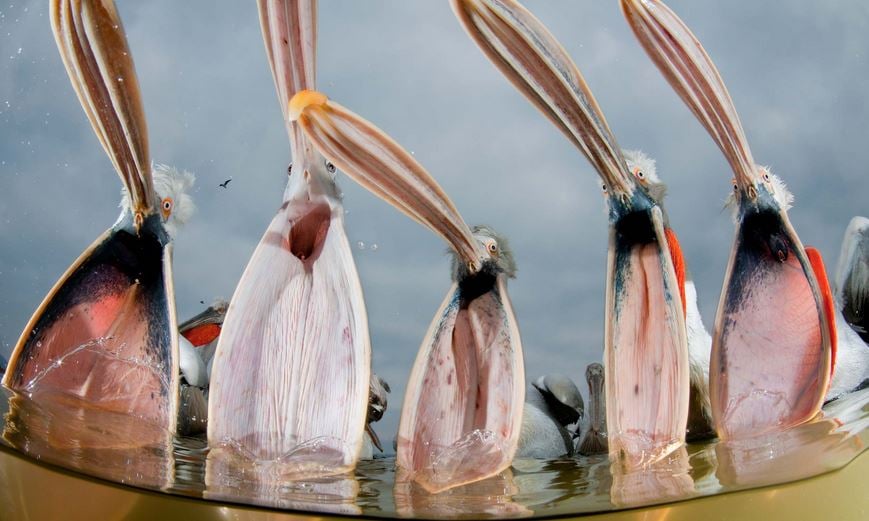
369, 243, 378, 252
356, 241, 366, 250
16, 47, 21, 54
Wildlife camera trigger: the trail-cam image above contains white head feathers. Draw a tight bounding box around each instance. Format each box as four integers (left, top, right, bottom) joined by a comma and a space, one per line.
120, 163, 196, 238
724, 165, 794, 219
622, 149, 661, 185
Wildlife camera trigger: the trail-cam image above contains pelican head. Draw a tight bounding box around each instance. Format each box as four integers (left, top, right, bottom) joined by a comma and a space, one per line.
725, 166, 794, 221
622, 149, 666, 205
121, 164, 196, 238
452, 225, 517, 283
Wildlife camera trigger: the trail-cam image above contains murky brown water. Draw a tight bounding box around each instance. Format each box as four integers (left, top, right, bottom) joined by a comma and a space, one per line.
1, 385, 867, 519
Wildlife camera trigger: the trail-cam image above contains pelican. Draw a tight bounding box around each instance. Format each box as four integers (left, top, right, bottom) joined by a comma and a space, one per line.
517, 374, 584, 459
836, 217, 869, 342
290, 92, 524, 493
207, 0, 371, 477
2, 0, 189, 433
577, 363, 608, 455
360, 374, 391, 459
452, 0, 689, 466
179, 298, 228, 381
826, 217, 869, 400
623, 150, 715, 441
622, 0, 834, 440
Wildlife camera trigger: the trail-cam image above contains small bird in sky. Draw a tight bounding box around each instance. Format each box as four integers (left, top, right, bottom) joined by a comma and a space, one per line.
218, 178, 232, 188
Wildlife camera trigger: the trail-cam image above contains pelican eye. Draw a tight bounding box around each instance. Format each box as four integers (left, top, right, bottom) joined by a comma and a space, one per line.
763, 172, 771, 182
601, 183, 608, 193
287, 163, 293, 176
486, 241, 498, 254
325, 161, 336, 174
632, 167, 645, 181
161, 197, 174, 219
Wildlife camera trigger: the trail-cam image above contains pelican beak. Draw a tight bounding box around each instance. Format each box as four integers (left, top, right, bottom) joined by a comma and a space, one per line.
451, 0, 635, 197
291, 91, 525, 493
206, 0, 371, 479
620, 0, 759, 195
365, 422, 383, 453
453, 0, 688, 465
3, 0, 178, 436
622, 0, 834, 439
289, 90, 486, 272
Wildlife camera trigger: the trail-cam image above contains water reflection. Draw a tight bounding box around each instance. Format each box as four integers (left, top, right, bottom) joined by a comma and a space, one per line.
205, 447, 361, 515
2, 388, 174, 489
0, 385, 867, 518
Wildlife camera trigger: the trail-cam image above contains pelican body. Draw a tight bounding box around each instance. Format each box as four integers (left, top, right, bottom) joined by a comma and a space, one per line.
622, 0, 834, 440
826, 216, 869, 400
291, 91, 525, 493
2, 0, 187, 434
452, 0, 689, 466
207, 0, 371, 478
518, 374, 584, 459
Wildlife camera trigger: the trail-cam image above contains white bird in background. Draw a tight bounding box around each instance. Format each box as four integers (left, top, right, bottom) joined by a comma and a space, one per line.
517, 374, 584, 459
826, 216, 869, 400
178, 298, 228, 385
2, 0, 192, 435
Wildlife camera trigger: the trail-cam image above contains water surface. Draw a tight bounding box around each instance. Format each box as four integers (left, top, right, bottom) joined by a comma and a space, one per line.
1, 385, 867, 518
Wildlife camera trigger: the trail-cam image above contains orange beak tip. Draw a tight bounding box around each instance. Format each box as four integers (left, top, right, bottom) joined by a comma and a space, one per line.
288, 89, 328, 122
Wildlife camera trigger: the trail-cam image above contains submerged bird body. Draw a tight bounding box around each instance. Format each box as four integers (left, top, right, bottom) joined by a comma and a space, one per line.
517, 374, 583, 459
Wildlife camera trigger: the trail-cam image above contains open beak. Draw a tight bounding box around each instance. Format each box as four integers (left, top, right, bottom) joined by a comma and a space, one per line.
622, 0, 834, 439
620, 0, 758, 193
3, 0, 178, 435
289, 90, 486, 272
291, 91, 525, 493
179, 304, 225, 348
453, 0, 688, 465
451, 0, 635, 197
206, 0, 371, 479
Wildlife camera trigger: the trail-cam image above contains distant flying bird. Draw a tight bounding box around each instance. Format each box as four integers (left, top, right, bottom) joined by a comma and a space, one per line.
219, 178, 232, 189
453, 0, 689, 466
622, 0, 834, 440
291, 91, 525, 493
2, 0, 193, 436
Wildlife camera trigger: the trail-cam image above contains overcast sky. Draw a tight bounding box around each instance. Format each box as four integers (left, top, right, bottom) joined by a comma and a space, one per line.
1, 1, 868, 441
